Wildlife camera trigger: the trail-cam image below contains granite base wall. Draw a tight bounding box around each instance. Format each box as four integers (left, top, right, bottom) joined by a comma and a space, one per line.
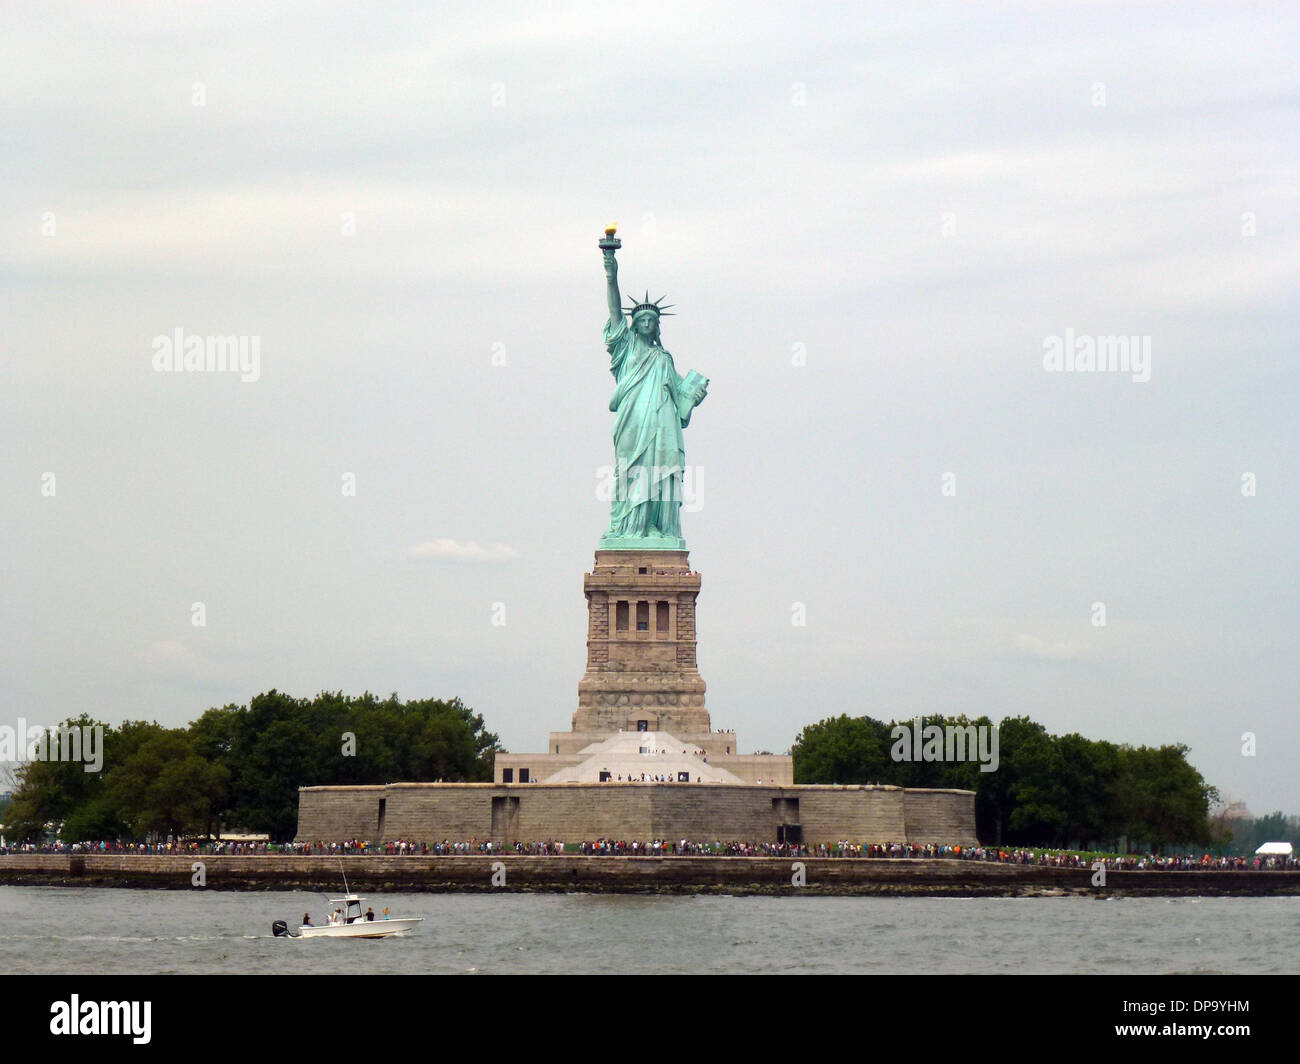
295, 782, 978, 846
296, 786, 385, 841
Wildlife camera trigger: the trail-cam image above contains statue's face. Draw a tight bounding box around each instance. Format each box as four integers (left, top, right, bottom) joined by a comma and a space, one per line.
633, 312, 658, 340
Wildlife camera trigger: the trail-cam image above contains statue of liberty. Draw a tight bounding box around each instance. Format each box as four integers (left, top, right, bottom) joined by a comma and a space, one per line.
598, 226, 709, 549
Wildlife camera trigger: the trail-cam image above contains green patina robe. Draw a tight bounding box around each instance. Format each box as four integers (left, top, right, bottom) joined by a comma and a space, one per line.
602, 316, 698, 542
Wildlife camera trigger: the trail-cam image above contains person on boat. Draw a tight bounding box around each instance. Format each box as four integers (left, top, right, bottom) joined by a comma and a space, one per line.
365, 907, 375, 922
303, 913, 312, 927
381, 907, 391, 921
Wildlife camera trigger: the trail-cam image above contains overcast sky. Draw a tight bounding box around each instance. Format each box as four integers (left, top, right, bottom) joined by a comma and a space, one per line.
3, 2, 1296, 815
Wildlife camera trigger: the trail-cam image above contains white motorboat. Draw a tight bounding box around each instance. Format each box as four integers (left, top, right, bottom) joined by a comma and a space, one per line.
272, 863, 422, 939
295, 894, 422, 939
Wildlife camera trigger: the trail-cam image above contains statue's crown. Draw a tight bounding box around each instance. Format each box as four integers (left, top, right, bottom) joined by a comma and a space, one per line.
624, 291, 675, 318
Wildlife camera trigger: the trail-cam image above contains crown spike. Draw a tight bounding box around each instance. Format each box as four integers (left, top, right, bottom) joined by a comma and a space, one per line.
623, 289, 676, 318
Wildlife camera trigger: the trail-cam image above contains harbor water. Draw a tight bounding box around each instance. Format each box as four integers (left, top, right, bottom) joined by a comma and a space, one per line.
1, 886, 1296, 975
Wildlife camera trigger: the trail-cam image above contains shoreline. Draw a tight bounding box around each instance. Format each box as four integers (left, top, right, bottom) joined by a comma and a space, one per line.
2, 854, 1298, 897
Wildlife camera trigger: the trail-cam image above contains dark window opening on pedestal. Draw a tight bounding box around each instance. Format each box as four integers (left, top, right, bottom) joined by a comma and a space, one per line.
519, 767, 530, 783
657, 600, 669, 632
638, 567, 647, 574
616, 601, 629, 631
636, 601, 649, 630
599, 770, 611, 782
491, 795, 520, 837
637, 720, 648, 731
677, 771, 689, 782
502, 768, 513, 783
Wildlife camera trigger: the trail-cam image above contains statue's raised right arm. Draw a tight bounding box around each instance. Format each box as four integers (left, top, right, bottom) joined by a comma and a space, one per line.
603, 247, 622, 330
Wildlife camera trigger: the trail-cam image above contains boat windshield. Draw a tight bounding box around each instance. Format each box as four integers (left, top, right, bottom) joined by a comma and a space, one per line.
342, 898, 364, 923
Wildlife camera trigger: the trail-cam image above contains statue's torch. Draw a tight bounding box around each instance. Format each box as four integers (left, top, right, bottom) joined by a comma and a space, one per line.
598, 223, 621, 254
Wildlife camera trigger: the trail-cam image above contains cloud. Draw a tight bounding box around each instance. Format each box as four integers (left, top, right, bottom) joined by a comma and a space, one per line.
137, 640, 208, 676
1013, 634, 1093, 662
407, 539, 519, 564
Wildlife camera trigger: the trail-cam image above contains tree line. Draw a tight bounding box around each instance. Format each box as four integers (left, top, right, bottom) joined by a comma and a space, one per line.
792, 714, 1220, 850
1, 691, 499, 843
1, 700, 1265, 853
1210, 811, 1300, 856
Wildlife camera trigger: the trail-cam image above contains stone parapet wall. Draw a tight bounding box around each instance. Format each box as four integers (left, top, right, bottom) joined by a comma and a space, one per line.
296, 786, 385, 841
381, 784, 498, 841
903, 789, 980, 845
494, 754, 580, 783
797, 787, 908, 841
713, 754, 794, 786
295, 781, 977, 847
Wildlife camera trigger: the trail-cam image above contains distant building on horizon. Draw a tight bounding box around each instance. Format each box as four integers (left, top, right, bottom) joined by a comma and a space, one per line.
1223, 799, 1254, 821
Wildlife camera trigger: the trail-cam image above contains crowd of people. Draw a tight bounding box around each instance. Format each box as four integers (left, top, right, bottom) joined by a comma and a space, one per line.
600, 773, 701, 783
2, 837, 1295, 869
1, 839, 274, 855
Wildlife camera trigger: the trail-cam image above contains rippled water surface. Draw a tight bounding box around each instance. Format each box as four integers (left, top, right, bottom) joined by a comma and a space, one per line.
1, 887, 1296, 974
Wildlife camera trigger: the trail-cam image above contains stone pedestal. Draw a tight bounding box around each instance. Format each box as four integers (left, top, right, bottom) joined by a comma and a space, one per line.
570, 549, 711, 736
494, 547, 792, 785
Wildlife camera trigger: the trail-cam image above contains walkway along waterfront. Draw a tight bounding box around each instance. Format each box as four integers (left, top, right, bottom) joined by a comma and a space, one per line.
3, 853, 1299, 896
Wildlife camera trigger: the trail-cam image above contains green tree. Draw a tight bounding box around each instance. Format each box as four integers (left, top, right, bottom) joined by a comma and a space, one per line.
791, 714, 890, 785
792, 712, 1219, 851
1116, 744, 1214, 849
1004, 724, 1073, 846
102, 728, 229, 840
4, 692, 501, 844
2, 715, 112, 842
1053, 734, 1122, 846
971, 715, 1045, 846
190, 689, 501, 840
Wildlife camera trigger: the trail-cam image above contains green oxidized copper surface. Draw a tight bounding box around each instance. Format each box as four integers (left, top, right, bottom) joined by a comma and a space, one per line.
597, 227, 708, 550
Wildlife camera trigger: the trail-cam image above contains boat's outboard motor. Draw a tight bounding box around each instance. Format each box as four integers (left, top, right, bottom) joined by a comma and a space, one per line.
272, 920, 289, 938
